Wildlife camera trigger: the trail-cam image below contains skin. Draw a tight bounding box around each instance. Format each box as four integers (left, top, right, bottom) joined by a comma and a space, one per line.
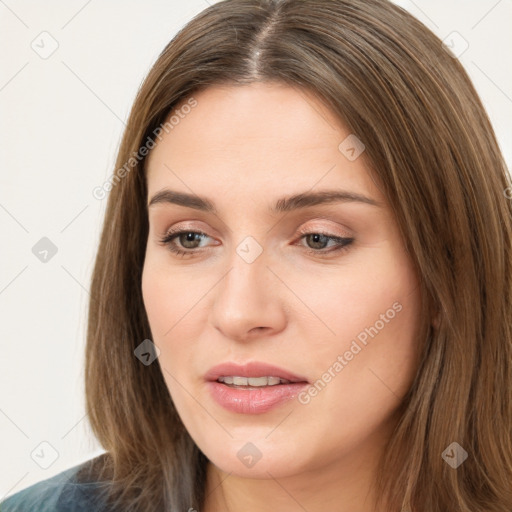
142, 82, 423, 512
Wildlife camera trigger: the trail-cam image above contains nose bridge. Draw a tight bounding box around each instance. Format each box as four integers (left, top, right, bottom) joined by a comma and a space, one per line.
222, 235, 271, 304
210, 234, 285, 339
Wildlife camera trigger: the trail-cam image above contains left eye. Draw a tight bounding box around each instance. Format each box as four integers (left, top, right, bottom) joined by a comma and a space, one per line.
158, 230, 354, 257
298, 232, 353, 252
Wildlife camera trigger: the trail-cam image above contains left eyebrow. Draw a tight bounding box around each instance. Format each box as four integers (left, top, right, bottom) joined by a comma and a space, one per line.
147, 188, 383, 212
270, 190, 383, 212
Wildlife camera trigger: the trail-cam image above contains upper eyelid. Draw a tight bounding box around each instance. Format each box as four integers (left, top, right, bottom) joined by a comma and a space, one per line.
159, 217, 353, 236
162, 225, 349, 237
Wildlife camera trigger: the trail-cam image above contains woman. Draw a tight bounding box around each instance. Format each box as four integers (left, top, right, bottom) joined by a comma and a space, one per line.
2, 0, 511, 510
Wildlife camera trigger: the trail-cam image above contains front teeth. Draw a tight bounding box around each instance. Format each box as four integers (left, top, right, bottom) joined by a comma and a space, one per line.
217, 376, 291, 386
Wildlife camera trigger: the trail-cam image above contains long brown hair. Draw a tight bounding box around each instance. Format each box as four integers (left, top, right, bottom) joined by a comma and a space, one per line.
83, 0, 512, 510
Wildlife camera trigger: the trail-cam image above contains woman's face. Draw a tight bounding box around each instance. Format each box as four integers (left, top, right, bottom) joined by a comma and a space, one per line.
142, 82, 422, 480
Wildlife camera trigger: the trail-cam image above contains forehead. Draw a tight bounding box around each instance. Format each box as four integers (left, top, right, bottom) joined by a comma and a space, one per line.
151, 82, 345, 157
145, 82, 383, 207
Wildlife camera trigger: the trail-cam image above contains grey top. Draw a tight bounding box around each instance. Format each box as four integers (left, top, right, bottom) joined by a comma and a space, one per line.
0, 457, 109, 511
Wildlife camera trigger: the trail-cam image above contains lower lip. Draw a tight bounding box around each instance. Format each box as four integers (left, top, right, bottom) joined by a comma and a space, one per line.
207, 381, 309, 414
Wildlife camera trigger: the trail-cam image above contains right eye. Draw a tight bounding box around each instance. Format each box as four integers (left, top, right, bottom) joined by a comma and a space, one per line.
159, 230, 214, 257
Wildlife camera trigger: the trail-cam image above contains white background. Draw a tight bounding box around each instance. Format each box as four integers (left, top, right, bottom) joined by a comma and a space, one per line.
1, 0, 511, 498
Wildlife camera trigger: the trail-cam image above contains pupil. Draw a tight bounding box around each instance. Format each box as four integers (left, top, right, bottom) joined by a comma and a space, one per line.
182, 232, 199, 248
309, 233, 327, 249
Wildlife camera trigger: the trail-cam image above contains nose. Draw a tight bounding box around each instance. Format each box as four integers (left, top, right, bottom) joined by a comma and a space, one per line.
209, 245, 287, 343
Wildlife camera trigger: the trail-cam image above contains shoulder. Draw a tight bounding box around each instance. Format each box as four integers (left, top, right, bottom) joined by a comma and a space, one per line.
0, 454, 112, 512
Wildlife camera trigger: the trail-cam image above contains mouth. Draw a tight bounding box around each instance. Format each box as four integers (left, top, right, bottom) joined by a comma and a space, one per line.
205, 362, 309, 414
216, 375, 299, 388
205, 361, 309, 386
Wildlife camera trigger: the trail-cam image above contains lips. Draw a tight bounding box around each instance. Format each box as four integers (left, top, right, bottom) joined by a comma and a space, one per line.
205, 362, 309, 414
204, 361, 309, 384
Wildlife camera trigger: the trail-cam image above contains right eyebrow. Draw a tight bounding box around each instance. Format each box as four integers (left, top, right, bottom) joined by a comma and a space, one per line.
148, 189, 217, 212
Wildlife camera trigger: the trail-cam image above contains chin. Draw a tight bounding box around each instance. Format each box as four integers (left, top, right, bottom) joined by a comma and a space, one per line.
208, 449, 303, 480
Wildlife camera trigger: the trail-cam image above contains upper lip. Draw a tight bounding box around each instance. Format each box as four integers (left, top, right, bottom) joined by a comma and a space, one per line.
205, 362, 309, 383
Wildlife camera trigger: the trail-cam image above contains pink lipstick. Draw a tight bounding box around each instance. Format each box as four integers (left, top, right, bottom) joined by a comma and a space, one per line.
205, 362, 309, 414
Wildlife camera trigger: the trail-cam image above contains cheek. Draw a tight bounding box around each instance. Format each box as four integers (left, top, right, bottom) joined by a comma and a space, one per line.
141, 264, 173, 339
141, 264, 197, 409
141, 256, 213, 384
295, 246, 422, 422
141, 253, 207, 339
288, 242, 420, 351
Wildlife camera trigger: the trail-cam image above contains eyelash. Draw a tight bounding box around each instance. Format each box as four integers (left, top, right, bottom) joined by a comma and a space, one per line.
158, 228, 354, 258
